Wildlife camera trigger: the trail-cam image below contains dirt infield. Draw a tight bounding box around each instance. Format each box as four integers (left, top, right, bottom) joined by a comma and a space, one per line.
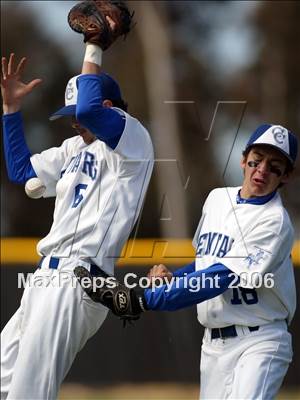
59, 383, 300, 400
59, 384, 198, 399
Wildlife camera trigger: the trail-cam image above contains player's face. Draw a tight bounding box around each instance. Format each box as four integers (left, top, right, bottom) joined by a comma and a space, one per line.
71, 117, 96, 144
240, 146, 290, 198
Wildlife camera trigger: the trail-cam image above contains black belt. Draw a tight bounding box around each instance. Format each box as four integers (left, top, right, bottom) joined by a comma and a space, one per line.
38, 256, 108, 277
211, 325, 259, 339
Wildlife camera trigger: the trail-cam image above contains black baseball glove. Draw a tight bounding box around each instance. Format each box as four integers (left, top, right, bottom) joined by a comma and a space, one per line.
74, 266, 147, 325
68, 0, 134, 50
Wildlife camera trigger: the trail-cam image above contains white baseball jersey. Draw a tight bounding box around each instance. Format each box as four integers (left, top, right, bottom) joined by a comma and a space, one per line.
30, 110, 154, 274
192, 187, 296, 328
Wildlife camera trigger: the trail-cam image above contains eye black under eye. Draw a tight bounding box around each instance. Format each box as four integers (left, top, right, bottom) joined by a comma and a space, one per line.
269, 166, 282, 177
248, 161, 259, 168
248, 161, 283, 176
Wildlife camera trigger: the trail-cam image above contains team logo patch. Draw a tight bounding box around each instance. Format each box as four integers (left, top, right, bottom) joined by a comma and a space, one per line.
65, 81, 75, 101
243, 247, 270, 268
271, 126, 287, 145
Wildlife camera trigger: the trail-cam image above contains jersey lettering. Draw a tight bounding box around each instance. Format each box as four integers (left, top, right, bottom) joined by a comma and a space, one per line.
205, 232, 218, 255
196, 232, 234, 258
64, 156, 76, 175
216, 235, 230, 257
212, 234, 222, 255
82, 152, 97, 180
70, 153, 82, 173
61, 152, 98, 181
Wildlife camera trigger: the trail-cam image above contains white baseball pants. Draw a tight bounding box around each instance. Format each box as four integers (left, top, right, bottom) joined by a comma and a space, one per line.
1, 260, 108, 400
200, 321, 292, 399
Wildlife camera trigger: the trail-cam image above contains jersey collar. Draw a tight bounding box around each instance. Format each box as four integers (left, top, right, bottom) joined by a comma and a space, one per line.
236, 189, 277, 205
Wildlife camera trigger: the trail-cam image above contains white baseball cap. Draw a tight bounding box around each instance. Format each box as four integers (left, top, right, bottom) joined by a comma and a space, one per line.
49, 75, 79, 121
49, 73, 123, 121
245, 124, 298, 165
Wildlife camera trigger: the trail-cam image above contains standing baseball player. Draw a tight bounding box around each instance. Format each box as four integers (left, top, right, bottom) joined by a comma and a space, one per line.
1, 2, 153, 399
78, 124, 298, 399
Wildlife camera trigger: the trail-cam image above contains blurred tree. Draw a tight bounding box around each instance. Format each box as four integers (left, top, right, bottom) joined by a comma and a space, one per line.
226, 1, 300, 230
134, 1, 190, 238
1, 2, 74, 236
163, 1, 225, 233
105, 1, 221, 237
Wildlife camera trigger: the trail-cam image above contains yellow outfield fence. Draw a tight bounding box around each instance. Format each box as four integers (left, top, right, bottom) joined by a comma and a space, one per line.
1, 238, 300, 267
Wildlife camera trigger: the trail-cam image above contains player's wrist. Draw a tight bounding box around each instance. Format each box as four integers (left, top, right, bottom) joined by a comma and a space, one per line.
2, 102, 21, 114
84, 43, 103, 66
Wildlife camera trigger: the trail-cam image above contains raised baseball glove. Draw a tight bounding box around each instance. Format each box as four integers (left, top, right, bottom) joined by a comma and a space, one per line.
74, 266, 147, 325
68, 0, 134, 50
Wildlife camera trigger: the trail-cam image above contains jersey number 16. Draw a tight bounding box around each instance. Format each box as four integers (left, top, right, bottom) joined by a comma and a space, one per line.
231, 287, 258, 305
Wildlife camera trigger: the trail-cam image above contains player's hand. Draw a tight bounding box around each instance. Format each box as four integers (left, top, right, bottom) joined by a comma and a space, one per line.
1, 53, 42, 114
147, 264, 173, 283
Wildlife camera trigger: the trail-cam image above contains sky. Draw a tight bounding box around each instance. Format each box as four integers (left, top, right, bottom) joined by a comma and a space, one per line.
19, 1, 80, 66
6, 1, 260, 77
175, 1, 260, 78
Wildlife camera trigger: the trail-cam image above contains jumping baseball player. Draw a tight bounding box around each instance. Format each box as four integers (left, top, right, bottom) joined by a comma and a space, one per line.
77, 124, 298, 399
1, 2, 153, 399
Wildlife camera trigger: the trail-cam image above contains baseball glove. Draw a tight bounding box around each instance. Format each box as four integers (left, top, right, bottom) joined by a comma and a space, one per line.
74, 266, 147, 325
68, 0, 134, 50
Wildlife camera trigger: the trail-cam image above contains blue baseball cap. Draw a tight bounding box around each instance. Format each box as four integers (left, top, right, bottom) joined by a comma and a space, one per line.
49, 73, 122, 121
245, 124, 298, 165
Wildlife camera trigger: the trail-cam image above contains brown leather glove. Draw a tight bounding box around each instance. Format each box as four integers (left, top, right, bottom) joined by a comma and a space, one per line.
68, 0, 134, 50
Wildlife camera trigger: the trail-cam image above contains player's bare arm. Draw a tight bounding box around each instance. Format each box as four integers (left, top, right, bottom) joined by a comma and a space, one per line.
1, 53, 42, 114
81, 16, 116, 75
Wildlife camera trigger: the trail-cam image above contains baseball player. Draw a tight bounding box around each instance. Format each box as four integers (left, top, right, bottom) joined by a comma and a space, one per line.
1, 2, 153, 399
77, 125, 298, 399
146, 125, 298, 399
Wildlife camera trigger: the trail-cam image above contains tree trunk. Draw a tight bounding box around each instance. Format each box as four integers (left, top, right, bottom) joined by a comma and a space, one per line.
135, 1, 189, 238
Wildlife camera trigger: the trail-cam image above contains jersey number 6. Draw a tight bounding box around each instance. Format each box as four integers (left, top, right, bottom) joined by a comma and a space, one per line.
72, 184, 88, 208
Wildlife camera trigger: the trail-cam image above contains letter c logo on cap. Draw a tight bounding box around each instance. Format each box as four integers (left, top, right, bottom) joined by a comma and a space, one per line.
272, 126, 287, 145
65, 82, 75, 101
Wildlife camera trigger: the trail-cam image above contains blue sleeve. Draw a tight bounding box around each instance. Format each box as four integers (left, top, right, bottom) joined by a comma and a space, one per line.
76, 74, 125, 149
172, 261, 195, 277
2, 112, 37, 184
144, 263, 237, 311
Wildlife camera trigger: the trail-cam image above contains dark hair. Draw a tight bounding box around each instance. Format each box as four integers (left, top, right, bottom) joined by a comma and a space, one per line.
111, 98, 128, 112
